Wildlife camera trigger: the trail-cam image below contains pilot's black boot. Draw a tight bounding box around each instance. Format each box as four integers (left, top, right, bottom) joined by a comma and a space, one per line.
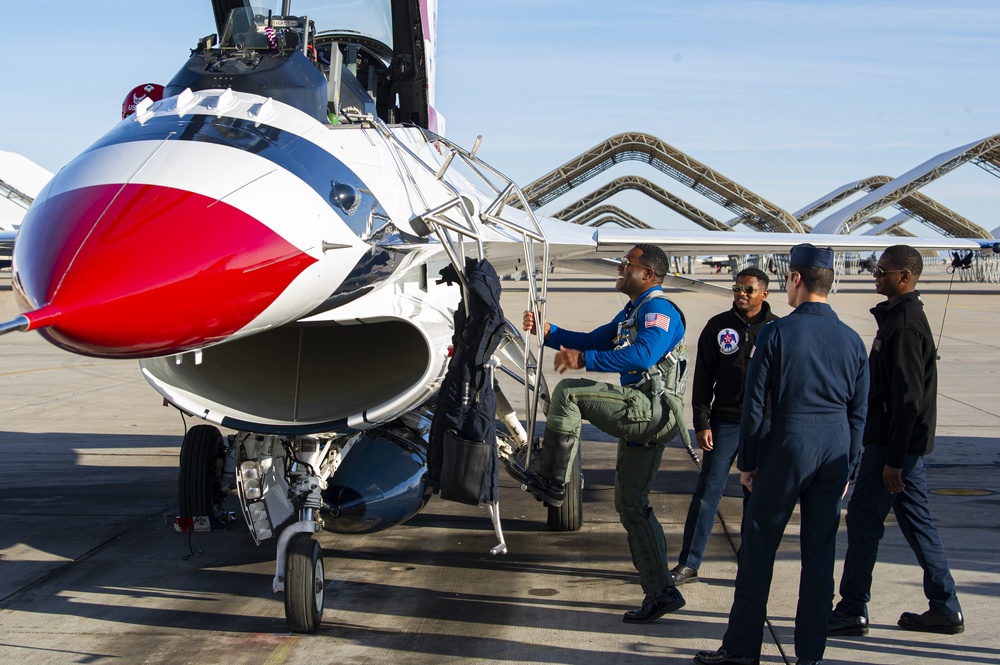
504, 428, 575, 507
539, 427, 575, 485
531, 428, 576, 506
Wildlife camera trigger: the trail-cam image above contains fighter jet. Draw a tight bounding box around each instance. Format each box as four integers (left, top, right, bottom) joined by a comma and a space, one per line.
2, 0, 996, 633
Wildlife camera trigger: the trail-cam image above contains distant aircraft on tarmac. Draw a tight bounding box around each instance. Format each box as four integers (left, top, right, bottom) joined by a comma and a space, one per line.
1, 0, 997, 633
700, 255, 733, 272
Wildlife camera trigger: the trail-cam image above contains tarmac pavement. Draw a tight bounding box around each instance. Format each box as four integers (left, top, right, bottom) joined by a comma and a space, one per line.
1, 266, 998, 664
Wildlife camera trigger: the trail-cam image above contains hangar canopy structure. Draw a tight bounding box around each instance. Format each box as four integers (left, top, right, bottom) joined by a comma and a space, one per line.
552, 175, 730, 232
511, 131, 998, 283
813, 134, 1000, 239
517, 132, 805, 233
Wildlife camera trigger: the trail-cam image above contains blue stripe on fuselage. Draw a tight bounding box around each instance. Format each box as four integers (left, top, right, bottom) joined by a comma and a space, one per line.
88, 113, 371, 236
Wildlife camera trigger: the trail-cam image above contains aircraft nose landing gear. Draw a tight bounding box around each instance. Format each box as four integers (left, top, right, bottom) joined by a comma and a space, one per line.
274, 508, 325, 633
274, 468, 327, 633
285, 533, 325, 633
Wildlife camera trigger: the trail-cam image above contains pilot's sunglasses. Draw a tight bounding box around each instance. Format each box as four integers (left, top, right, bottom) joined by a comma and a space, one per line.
619, 257, 649, 270
731, 284, 757, 294
872, 266, 905, 278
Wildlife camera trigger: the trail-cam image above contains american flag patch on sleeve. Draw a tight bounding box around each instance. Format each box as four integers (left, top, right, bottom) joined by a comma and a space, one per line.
644, 313, 671, 330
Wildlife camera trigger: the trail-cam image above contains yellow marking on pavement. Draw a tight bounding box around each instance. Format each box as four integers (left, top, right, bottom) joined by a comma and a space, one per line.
930, 488, 995, 496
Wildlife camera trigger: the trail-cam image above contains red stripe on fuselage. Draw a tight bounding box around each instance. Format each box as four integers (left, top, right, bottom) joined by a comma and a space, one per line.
15, 183, 317, 358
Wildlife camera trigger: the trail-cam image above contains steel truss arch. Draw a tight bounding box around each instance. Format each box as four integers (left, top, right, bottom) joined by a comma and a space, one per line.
552, 175, 729, 232
798, 174, 987, 239
519, 132, 803, 233
858, 215, 916, 237
590, 214, 649, 228
814, 134, 1000, 238
795, 176, 893, 223
569, 204, 651, 229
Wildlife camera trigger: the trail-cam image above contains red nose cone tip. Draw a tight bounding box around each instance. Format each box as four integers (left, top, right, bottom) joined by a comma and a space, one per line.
24, 305, 62, 331
16, 183, 319, 358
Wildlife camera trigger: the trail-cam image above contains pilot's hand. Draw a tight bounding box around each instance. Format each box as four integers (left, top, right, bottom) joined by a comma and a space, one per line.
740, 469, 759, 493
522, 310, 536, 333
882, 465, 904, 494
696, 429, 713, 451
522, 310, 549, 338
554, 346, 584, 373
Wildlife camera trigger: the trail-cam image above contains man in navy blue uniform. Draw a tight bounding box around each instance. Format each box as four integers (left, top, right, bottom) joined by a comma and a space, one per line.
695, 244, 869, 665
518, 244, 687, 624
672, 267, 778, 587
830, 245, 964, 637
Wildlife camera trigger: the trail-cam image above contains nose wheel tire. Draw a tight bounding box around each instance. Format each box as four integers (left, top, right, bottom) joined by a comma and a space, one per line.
284, 533, 325, 633
179, 424, 226, 521
547, 450, 583, 531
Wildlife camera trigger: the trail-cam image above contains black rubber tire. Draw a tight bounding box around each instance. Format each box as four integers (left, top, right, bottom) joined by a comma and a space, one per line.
284, 533, 325, 633
178, 424, 225, 520
547, 449, 583, 531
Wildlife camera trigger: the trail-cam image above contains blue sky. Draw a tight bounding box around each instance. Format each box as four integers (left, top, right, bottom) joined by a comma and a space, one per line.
3, 1, 998, 234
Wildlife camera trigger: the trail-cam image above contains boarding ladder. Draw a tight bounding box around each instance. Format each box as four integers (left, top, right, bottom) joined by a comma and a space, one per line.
351, 113, 550, 554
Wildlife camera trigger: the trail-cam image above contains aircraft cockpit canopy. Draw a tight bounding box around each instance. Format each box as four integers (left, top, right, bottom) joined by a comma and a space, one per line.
217, 4, 309, 52
295, 0, 393, 51
179, 0, 430, 127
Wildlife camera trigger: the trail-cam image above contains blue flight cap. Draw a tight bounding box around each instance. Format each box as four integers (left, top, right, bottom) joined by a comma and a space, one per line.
790, 243, 834, 269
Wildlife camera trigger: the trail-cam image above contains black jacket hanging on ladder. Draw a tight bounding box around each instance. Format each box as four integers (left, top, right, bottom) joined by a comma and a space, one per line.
428, 257, 505, 505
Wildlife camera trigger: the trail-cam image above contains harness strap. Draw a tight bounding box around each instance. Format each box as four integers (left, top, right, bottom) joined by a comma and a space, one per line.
625, 289, 692, 448
634, 368, 667, 445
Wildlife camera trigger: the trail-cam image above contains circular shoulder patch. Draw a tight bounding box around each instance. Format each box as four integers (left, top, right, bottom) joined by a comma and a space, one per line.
717, 328, 740, 355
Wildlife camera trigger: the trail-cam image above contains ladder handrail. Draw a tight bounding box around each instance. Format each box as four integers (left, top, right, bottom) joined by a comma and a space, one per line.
357, 115, 551, 449
431, 135, 551, 450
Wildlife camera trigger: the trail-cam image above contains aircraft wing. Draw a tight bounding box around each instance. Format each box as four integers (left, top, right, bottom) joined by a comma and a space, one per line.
590, 227, 998, 256
558, 256, 735, 295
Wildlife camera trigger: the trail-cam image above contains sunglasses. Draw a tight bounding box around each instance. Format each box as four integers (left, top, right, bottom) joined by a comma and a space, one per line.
784, 271, 798, 282
731, 284, 758, 295
872, 266, 905, 278
618, 257, 649, 270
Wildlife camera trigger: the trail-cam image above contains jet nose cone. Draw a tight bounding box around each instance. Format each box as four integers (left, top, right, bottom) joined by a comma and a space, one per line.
14, 182, 317, 358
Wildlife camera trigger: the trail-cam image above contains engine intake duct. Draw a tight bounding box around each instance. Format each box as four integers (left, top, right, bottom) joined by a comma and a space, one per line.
141, 320, 430, 429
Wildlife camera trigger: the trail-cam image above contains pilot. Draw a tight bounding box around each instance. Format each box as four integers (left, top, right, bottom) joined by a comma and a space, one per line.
517, 243, 687, 624
695, 244, 869, 665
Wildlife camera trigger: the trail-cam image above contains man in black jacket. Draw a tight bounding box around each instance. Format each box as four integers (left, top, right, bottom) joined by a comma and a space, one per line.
830, 245, 964, 637
672, 267, 778, 586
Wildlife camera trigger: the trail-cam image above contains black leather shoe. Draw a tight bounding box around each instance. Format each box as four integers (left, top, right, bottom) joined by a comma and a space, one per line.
622, 587, 685, 624
898, 610, 964, 634
503, 459, 565, 507
692, 649, 759, 665
828, 609, 869, 636
671, 564, 699, 585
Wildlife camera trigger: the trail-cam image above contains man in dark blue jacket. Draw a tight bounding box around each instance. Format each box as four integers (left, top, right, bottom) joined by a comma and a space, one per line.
518, 244, 687, 624
696, 244, 869, 665
672, 267, 778, 586
830, 245, 964, 637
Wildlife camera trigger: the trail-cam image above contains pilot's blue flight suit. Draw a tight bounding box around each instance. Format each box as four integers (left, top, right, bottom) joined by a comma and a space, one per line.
721, 301, 869, 663
543, 286, 685, 597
